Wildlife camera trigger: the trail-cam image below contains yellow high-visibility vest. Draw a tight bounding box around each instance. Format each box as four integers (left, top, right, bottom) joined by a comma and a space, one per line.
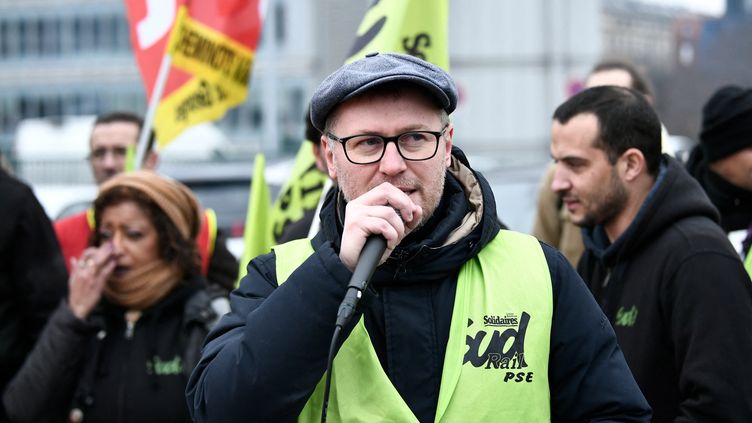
273, 230, 553, 422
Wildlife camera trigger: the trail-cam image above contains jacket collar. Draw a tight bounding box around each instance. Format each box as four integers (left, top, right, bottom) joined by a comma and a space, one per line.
582, 155, 718, 264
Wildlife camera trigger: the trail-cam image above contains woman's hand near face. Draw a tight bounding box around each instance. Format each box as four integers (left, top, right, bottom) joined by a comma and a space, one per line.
68, 242, 117, 320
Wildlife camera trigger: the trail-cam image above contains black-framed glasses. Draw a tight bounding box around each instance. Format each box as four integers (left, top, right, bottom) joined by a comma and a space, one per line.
326, 125, 448, 165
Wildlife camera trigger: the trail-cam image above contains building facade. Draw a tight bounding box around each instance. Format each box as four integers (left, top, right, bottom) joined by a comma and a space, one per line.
1, 0, 601, 181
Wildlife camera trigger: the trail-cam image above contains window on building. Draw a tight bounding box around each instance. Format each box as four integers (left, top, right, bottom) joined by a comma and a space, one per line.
115, 15, 131, 51
42, 18, 61, 55
73, 17, 82, 51
70, 94, 85, 115
0, 99, 16, 136
93, 16, 104, 50
18, 20, 29, 56
74, 16, 96, 52
40, 96, 63, 118
30, 18, 43, 56
94, 14, 116, 51
19, 97, 40, 118
274, 3, 286, 45
250, 105, 263, 129
78, 94, 98, 115
4, 20, 19, 57
0, 21, 6, 57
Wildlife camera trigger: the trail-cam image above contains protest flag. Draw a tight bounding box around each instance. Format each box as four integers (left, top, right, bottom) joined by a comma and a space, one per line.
124, 0, 263, 165
269, 142, 329, 243
237, 153, 274, 283
345, 0, 449, 68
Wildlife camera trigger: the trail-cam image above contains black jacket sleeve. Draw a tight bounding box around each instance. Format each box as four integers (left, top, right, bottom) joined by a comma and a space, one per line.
186, 240, 358, 423
2, 302, 97, 423
0, 172, 68, 400
666, 251, 752, 422
543, 243, 652, 422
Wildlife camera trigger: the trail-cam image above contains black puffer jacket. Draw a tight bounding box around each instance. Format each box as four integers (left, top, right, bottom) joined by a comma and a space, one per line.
187, 148, 650, 422
579, 156, 752, 422
0, 169, 67, 422
2, 276, 218, 423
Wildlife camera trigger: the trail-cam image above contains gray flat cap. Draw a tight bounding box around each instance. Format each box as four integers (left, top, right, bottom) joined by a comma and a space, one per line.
310, 52, 458, 132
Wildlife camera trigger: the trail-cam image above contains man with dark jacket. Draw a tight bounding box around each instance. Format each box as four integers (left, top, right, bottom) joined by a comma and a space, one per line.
686, 86, 752, 262
550, 85, 752, 421
0, 165, 68, 422
186, 53, 651, 422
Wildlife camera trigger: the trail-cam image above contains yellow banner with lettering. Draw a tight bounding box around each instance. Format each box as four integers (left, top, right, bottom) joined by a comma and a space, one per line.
346, 0, 448, 68
155, 6, 256, 147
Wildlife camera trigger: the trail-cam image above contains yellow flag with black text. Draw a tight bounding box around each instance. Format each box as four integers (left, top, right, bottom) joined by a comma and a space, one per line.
125, 0, 263, 149
269, 141, 329, 243
268, 0, 449, 245
346, 0, 448, 69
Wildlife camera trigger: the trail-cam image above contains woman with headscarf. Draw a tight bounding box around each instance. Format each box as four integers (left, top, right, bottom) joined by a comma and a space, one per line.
3, 170, 221, 423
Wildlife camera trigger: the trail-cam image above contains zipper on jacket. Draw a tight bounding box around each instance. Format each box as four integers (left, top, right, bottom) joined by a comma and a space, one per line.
602, 268, 612, 288
124, 310, 142, 339
389, 249, 411, 279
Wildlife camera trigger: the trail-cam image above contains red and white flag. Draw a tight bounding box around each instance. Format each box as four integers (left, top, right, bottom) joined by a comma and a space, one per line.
124, 0, 263, 148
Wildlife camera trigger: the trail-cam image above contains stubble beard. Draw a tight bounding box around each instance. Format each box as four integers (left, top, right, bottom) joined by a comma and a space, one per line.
580, 168, 628, 228
335, 156, 448, 232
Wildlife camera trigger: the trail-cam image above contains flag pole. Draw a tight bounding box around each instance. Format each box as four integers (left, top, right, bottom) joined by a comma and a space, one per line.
134, 53, 172, 169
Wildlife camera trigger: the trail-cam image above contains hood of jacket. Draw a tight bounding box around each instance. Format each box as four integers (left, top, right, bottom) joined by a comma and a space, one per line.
582, 155, 719, 266
318, 146, 501, 286
687, 144, 752, 232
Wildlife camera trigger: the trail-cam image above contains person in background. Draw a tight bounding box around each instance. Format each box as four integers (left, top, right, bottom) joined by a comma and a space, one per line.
186, 52, 650, 422
3, 170, 220, 423
550, 85, 752, 421
54, 112, 238, 294
0, 164, 68, 422
686, 86, 752, 267
274, 106, 332, 243
533, 60, 657, 266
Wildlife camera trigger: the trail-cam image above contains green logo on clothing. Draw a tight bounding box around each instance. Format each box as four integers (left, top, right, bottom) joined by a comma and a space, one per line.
146, 355, 183, 376
615, 305, 638, 327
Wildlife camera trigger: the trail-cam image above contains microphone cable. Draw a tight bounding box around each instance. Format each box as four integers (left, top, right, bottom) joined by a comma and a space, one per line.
320, 235, 387, 423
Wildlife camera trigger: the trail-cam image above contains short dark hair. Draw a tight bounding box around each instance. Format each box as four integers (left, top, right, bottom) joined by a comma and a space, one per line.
94, 111, 143, 129
92, 111, 155, 152
590, 60, 653, 97
553, 85, 662, 176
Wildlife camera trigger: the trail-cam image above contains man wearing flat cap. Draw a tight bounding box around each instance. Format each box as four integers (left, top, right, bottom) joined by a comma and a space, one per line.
187, 52, 650, 422
688, 86, 752, 265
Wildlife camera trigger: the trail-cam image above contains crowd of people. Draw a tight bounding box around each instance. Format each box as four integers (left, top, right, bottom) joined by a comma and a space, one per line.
1, 51, 752, 422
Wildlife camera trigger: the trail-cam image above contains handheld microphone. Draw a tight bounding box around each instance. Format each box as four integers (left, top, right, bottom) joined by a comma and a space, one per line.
323, 209, 402, 422
335, 235, 387, 327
